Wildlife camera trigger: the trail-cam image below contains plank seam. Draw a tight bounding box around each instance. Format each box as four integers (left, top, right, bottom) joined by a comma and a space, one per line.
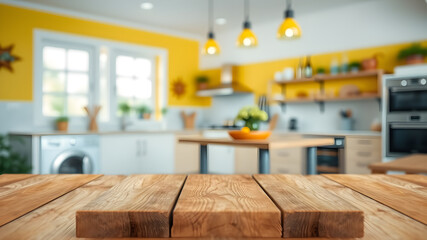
168, 174, 188, 238
251, 174, 284, 238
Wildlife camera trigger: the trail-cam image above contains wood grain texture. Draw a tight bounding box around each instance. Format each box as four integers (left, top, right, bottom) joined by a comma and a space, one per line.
369, 154, 427, 173
171, 175, 282, 238
0, 174, 101, 227
0, 176, 125, 240
312, 175, 427, 240
325, 174, 427, 225
392, 174, 427, 187
76, 174, 186, 238
179, 137, 334, 150
254, 174, 363, 238
0, 174, 35, 187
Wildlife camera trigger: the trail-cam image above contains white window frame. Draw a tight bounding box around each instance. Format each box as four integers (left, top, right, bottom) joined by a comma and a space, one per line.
34, 29, 169, 128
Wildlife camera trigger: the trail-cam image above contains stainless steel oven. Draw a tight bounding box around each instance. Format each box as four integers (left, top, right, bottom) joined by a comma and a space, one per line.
383, 74, 427, 158
386, 122, 427, 157
386, 77, 427, 113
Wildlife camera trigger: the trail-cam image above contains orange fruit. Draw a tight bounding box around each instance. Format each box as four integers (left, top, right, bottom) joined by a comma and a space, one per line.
241, 127, 250, 133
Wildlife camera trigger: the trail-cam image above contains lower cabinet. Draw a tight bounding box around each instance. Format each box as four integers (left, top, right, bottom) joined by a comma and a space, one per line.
174, 134, 200, 174
345, 136, 382, 174
100, 134, 174, 174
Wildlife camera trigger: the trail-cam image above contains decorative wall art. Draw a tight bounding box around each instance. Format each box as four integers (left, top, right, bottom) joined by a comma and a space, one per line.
171, 77, 186, 98
0, 44, 21, 72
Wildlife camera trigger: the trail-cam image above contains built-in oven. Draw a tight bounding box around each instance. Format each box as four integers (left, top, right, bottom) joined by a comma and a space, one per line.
386, 122, 427, 157
386, 77, 427, 113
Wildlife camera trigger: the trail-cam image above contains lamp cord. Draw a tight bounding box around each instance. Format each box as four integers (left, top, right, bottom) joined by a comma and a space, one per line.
244, 0, 249, 22
208, 0, 213, 32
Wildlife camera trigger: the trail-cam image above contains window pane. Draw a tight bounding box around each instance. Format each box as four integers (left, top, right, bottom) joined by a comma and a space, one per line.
134, 79, 152, 99
68, 96, 88, 116
43, 47, 66, 70
43, 95, 65, 116
67, 49, 89, 71
67, 73, 89, 94
116, 56, 134, 77
134, 58, 151, 78
116, 77, 134, 98
43, 71, 65, 92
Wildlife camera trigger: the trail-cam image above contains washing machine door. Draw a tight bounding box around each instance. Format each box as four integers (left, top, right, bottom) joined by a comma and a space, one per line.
51, 150, 93, 174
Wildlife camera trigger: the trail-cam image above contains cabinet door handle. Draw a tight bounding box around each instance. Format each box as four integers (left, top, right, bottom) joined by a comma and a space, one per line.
142, 140, 147, 156
356, 161, 371, 168
357, 151, 372, 157
136, 140, 141, 157
357, 140, 372, 145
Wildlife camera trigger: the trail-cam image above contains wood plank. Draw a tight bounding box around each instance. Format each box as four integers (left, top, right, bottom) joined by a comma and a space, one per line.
0, 174, 101, 227
324, 174, 427, 225
311, 175, 427, 239
369, 154, 427, 174
0, 174, 35, 187
76, 174, 186, 238
254, 174, 363, 238
392, 174, 427, 187
172, 174, 282, 238
0, 175, 125, 240
179, 137, 333, 150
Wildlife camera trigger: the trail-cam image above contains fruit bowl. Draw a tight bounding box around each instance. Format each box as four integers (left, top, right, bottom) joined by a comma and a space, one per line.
228, 130, 271, 140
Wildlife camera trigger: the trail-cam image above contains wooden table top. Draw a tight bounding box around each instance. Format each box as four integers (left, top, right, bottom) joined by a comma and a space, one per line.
179, 136, 334, 149
369, 154, 427, 174
0, 174, 426, 239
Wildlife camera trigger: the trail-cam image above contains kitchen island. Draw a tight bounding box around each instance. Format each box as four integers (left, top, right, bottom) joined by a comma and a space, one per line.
0, 174, 426, 239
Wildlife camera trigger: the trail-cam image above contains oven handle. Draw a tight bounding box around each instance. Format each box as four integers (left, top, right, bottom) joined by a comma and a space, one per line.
390, 86, 427, 92
390, 123, 427, 129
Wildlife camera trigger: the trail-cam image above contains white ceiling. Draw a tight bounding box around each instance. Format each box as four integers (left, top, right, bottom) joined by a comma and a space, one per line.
12, 0, 371, 38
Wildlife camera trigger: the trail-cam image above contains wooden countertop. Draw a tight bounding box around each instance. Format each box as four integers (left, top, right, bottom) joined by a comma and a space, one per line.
0, 174, 426, 239
369, 154, 427, 174
179, 136, 335, 149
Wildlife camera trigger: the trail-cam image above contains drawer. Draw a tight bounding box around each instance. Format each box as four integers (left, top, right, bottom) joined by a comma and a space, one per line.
271, 148, 302, 161
271, 160, 303, 174
345, 149, 381, 174
346, 148, 382, 162
346, 137, 381, 151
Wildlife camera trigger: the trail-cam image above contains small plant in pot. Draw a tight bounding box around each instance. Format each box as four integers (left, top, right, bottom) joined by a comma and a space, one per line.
118, 102, 131, 130
349, 61, 361, 73
56, 116, 69, 132
195, 75, 209, 90
235, 106, 268, 131
316, 67, 326, 75
135, 105, 152, 120
398, 43, 427, 65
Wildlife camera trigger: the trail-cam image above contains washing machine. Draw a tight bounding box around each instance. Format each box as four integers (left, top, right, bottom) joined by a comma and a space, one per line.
40, 135, 100, 174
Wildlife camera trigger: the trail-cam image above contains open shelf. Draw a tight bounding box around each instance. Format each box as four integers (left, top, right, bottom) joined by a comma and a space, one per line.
274, 69, 383, 85
276, 94, 380, 104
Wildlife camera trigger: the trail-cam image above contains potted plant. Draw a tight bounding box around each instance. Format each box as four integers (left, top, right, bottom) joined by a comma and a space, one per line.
235, 106, 268, 131
135, 104, 152, 119
118, 102, 131, 130
316, 67, 326, 75
398, 43, 427, 65
56, 116, 69, 132
0, 135, 31, 174
195, 75, 209, 90
349, 61, 361, 73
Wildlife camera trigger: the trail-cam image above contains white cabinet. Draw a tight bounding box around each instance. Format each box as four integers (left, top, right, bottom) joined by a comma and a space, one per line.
100, 133, 175, 175
203, 130, 235, 174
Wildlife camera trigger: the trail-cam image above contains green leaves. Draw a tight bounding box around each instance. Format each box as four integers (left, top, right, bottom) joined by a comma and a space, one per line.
0, 135, 32, 174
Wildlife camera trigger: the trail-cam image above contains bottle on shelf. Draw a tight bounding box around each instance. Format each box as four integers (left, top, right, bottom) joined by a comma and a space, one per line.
304, 55, 312, 78
330, 57, 339, 75
341, 53, 349, 74
296, 57, 303, 79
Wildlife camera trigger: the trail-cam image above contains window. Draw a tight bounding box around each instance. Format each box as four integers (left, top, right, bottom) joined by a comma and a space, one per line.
114, 53, 155, 116
35, 30, 167, 127
41, 44, 92, 117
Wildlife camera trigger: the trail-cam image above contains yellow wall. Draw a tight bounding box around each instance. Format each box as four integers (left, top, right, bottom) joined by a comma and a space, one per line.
0, 4, 211, 106
201, 40, 427, 101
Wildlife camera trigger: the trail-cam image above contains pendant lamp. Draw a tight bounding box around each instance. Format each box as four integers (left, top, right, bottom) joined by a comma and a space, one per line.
277, 0, 301, 39
236, 0, 258, 47
202, 0, 220, 55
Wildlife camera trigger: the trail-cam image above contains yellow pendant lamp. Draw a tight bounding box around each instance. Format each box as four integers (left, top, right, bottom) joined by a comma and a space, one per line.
202, 0, 220, 55
236, 0, 258, 47
277, 0, 301, 40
